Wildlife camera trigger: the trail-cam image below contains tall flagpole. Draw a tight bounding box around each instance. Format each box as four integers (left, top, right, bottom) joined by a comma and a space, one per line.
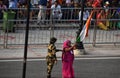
75, 0, 86, 55
22, 0, 30, 78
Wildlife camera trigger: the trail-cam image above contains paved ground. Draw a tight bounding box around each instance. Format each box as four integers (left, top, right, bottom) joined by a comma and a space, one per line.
0, 59, 120, 78
0, 44, 120, 59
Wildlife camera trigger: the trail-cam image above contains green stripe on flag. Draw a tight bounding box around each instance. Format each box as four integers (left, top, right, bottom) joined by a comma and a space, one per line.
76, 36, 81, 42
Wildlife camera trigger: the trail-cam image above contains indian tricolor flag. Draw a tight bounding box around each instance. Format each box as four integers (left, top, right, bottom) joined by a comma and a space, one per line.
77, 11, 94, 42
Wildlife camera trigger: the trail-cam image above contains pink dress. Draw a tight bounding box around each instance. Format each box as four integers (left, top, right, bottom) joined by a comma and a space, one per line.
62, 40, 74, 78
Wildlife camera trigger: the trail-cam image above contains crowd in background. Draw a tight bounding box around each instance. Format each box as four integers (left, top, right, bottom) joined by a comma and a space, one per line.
0, 0, 120, 29
0, 0, 120, 18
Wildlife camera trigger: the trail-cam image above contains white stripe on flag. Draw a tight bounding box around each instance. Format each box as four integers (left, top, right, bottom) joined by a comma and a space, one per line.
80, 24, 87, 41
79, 11, 94, 41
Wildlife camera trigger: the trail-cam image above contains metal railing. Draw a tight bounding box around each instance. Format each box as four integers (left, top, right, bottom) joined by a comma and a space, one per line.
0, 7, 120, 48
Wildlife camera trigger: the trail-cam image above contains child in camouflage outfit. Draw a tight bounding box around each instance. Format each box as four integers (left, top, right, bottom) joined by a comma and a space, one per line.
46, 37, 62, 78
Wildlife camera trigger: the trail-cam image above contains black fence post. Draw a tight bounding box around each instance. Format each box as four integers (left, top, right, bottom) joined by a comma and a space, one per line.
22, 0, 30, 78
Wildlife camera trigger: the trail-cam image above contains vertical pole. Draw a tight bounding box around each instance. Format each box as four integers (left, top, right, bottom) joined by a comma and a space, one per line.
22, 0, 30, 78
50, 8, 54, 38
76, 0, 85, 38
80, 0, 84, 32
93, 20, 97, 47
75, 0, 86, 55
3, 31, 8, 48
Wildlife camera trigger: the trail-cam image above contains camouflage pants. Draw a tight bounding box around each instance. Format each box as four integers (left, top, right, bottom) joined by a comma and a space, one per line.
46, 56, 55, 75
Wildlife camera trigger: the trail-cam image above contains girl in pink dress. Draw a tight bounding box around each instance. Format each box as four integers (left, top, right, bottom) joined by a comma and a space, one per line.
62, 40, 76, 78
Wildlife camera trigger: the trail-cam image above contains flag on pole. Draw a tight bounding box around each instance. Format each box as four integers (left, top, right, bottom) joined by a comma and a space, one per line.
76, 11, 94, 42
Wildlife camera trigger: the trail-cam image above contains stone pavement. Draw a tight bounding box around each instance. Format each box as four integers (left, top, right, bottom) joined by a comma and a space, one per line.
0, 44, 120, 59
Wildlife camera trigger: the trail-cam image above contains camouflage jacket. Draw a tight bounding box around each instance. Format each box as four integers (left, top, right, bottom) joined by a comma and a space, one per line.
46, 44, 57, 60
